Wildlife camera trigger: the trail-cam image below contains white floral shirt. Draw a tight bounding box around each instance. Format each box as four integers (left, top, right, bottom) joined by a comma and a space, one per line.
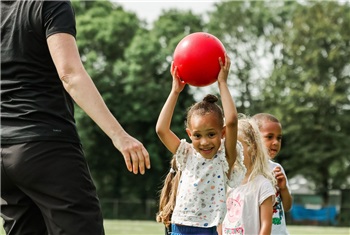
171, 139, 246, 228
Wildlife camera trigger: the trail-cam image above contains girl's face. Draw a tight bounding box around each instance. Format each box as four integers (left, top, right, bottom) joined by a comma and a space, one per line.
259, 120, 282, 159
186, 113, 224, 159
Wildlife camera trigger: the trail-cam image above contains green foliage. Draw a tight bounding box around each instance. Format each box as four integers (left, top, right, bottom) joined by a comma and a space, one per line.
108, 9, 202, 201
71, 0, 350, 207
208, 0, 350, 202
207, 1, 277, 113
72, 0, 143, 199
268, 2, 350, 198
72, 0, 200, 201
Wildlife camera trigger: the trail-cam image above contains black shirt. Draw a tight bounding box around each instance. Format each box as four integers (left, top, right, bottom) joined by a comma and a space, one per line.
1, 0, 80, 144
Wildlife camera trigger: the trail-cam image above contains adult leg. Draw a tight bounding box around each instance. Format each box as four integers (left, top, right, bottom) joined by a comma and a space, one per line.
1, 142, 105, 235
1, 146, 48, 235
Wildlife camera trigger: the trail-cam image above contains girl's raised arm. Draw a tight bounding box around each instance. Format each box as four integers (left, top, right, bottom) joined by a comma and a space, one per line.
217, 55, 238, 173
156, 63, 186, 154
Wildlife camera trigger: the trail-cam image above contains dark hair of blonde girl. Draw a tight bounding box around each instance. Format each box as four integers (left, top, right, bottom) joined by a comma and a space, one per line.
156, 157, 181, 228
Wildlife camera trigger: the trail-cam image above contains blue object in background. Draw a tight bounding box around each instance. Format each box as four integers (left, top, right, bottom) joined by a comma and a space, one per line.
290, 204, 337, 225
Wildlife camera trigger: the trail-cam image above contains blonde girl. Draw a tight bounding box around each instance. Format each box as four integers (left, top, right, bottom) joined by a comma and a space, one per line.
221, 116, 277, 235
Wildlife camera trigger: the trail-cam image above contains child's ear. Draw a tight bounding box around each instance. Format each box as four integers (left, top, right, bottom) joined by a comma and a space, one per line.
221, 126, 226, 138
186, 128, 192, 138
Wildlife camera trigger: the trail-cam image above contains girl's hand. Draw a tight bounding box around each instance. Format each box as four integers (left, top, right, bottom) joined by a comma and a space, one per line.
170, 61, 186, 93
217, 53, 231, 84
273, 166, 287, 190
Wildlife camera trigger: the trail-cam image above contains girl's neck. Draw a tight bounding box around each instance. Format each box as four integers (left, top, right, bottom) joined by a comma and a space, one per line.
241, 168, 252, 184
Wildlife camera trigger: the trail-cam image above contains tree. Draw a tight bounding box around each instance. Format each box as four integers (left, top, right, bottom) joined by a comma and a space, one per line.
264, 1, 350, 203
72, 0, 350, 210
206, 1, 276, 114
112, 8, 204, 202
72, 0, 144, 198
72, 1, 205, 204
207, 0, 350, 203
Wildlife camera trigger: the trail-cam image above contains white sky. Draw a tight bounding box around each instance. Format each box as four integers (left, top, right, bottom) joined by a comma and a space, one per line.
115, 1, 217, 24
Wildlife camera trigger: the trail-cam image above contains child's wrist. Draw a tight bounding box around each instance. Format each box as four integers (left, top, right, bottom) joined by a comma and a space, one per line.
217, 80, 228, 87
279, 186, 288, 191
171, 89, 181, 95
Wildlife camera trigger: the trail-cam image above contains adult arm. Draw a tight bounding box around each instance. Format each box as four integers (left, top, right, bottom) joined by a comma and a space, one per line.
47, 33, 150, 174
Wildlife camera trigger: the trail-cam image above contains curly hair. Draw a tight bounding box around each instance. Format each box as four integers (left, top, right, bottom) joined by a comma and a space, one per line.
185, 94, 224, 129
156, 157, 181, 228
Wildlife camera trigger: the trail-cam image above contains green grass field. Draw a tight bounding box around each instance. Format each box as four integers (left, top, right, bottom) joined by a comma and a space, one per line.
1, 219, 349, 234
105, 220, 349, 235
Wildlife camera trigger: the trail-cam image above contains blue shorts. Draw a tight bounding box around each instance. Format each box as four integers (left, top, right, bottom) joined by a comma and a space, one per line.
171, 224, 218, 235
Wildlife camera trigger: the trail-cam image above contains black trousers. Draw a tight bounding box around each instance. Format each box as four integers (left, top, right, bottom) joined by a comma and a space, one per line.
1, 141, 105, 235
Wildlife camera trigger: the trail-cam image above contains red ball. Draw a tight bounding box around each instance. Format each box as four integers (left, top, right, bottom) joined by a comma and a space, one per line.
173, 32, 226, 87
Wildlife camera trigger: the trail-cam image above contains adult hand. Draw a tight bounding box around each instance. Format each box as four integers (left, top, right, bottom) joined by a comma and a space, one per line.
112, 132, 151, 174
